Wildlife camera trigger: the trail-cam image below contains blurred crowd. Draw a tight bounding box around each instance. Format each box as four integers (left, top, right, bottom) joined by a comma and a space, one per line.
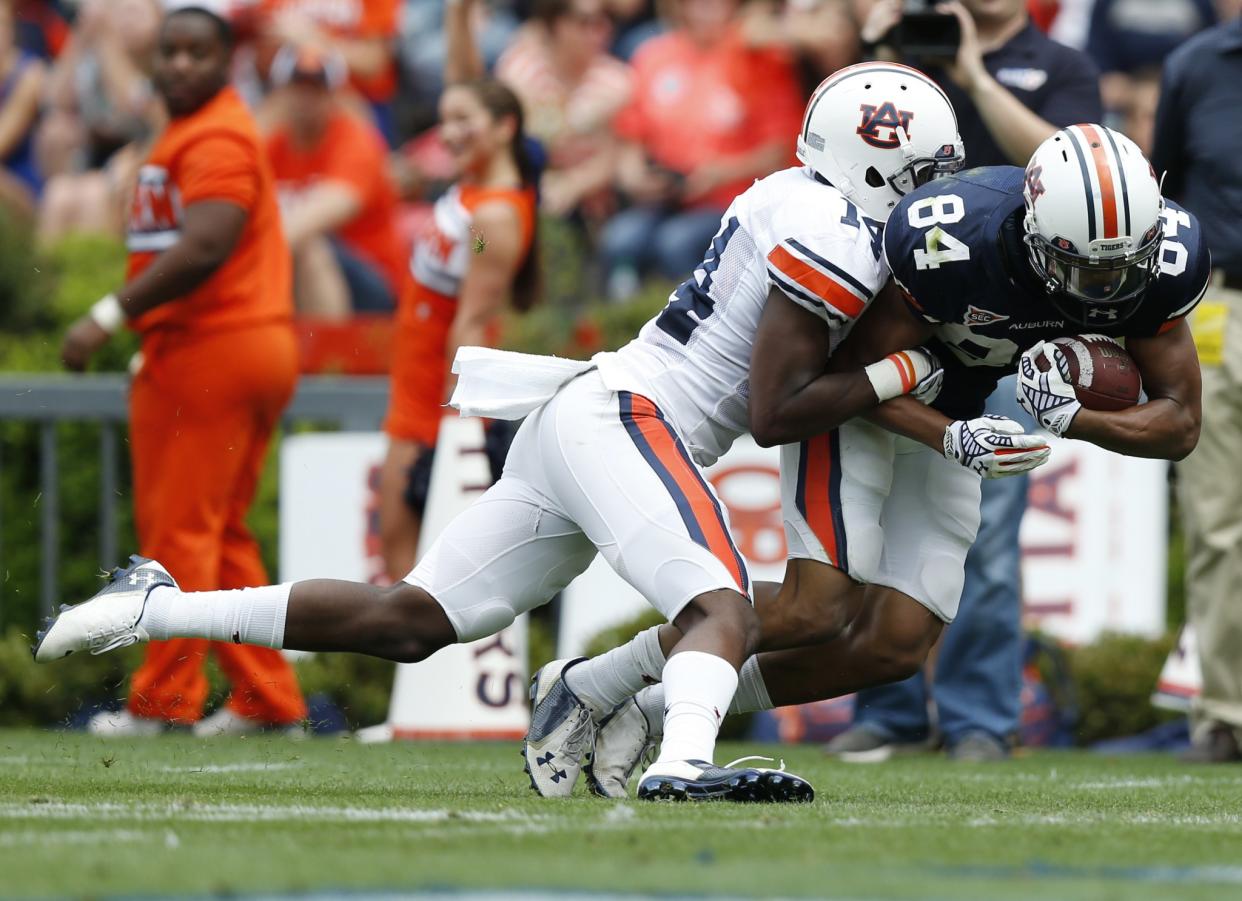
0, 0, 1234, 312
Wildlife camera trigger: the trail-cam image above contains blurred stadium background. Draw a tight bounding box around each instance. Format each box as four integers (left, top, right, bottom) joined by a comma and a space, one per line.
1, 0, 1240, 897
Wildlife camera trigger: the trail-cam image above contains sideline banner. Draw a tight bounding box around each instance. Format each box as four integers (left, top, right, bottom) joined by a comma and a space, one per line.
1019, 438, 1167, 643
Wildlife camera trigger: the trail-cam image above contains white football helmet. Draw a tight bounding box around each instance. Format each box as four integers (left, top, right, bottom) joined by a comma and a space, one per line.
1022, 124, 1164, 326
797, 61, 964, 222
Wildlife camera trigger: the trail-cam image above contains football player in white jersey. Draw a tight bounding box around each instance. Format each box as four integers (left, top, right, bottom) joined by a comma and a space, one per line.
33, 63, 1045, 802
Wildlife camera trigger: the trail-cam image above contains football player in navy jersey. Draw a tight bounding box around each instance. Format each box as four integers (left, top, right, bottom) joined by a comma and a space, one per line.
881, 124, 1207, 454
582, 124, 1208, 795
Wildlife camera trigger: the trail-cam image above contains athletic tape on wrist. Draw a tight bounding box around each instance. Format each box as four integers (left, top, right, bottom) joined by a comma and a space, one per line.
89, 294, 125, 334
864, 350, 922, 403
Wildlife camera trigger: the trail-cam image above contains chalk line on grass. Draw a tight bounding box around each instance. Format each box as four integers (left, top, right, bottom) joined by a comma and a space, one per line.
0, 828, 151, 847
157, 762, 303, 774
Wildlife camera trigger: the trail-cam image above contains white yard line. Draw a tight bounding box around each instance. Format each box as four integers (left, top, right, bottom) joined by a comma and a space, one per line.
0, 828, 152, 847
2, 797, 1241, 834
0, 801, 552, 826
157, 762, 303, 774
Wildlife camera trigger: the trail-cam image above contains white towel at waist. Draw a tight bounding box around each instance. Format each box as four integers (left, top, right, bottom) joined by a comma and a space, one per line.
449, 347, 595, 420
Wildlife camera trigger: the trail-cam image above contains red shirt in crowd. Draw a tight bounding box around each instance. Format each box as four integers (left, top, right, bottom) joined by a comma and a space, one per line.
266, 107, 408, 297
614, 25, 803, 210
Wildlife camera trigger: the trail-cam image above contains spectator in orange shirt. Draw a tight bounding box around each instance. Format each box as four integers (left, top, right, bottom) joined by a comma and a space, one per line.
60, 2, 306, 738
265, 46, 406, 318
598, 0, 803, 300
241, 0, 401, 143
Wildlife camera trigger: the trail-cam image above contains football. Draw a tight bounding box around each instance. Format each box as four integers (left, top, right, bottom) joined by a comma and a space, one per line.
1036, 334, 1143, 411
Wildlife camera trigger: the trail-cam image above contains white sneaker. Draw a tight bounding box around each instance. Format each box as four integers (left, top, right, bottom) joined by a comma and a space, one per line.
585, 698, 655, 799
522, 658, 593, 798
637, 757, 815, 803
192, 708, 304, 738
33, 556, 177, 663
87, 709, 167, 738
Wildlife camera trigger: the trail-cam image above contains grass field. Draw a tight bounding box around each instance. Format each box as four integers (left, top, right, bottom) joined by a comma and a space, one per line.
2, 728, 1241, 900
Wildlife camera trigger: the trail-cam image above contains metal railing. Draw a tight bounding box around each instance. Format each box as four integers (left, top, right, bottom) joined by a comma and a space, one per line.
0, 374, 389, 624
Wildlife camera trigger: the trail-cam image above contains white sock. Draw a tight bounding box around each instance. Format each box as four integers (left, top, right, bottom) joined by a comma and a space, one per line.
565, 626, 667, 719
655, 651, 738, 765
638, 656, 771, 741
140, 583, 293, 648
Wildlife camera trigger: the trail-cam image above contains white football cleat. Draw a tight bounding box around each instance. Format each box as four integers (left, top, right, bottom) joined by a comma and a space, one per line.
86, 709, 167, 738
637, 757, 815, 803
522, 658, 594, 798
33, 556, 176, 663
193, 708, 304, 739
585, 697, 655, 799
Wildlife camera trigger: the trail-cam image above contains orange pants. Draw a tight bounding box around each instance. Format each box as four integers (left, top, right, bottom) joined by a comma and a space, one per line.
125, 323, 306, 725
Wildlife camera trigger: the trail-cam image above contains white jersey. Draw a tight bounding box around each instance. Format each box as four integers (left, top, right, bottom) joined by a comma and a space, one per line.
596, 167, 890, 465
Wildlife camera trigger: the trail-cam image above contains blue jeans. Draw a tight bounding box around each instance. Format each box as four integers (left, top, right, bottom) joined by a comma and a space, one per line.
853, 376, 1031, 746
330, 240, 396, 314
599, 205, 726, 288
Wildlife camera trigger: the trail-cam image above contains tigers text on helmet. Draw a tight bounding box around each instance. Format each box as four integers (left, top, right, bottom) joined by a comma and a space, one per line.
796, 62, 964, 222
1022, 124, 1164, 327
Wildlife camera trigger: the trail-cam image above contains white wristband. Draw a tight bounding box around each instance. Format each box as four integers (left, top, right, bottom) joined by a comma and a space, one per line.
864, 351, 920, 403
89, 294, 125, 334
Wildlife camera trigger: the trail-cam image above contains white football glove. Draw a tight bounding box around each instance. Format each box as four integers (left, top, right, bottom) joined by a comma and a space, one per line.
864, 346, 943, 405
943, 415, 1051, 479
1016, 340, 1082, 438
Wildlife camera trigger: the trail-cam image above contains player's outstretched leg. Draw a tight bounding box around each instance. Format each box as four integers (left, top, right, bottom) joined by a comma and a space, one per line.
34, 555, 458, 665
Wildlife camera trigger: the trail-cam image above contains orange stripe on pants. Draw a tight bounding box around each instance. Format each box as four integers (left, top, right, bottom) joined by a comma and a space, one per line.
801, 434, 840, 568
626, 395, 748, 593
126, 323, 306, 725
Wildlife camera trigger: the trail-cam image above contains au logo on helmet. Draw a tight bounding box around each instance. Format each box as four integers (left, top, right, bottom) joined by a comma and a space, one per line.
1024, 165, 1046, 201
856, 102, 914, 149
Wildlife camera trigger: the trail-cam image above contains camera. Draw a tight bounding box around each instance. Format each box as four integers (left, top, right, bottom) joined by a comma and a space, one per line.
893, 0, 961, 62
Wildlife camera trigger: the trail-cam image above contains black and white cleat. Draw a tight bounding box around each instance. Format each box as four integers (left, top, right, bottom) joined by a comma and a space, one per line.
636, 757, 814, 803
522, 658, 594, 798
32, 555, 177, 663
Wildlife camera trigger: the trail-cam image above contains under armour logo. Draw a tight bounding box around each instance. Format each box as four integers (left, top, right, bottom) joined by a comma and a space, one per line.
549, 768, 568, 783
537, 752, 555, 767
1087, 307, 1119, 321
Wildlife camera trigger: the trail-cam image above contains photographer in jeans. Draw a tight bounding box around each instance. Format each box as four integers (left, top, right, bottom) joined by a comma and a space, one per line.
827, 0, 1101, 762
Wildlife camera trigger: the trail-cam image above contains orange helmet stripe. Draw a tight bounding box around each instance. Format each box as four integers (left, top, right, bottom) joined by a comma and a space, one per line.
1079, 124, 1119, 240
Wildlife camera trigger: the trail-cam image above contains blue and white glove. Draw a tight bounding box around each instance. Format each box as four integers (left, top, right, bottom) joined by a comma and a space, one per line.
943, 415, 1051, 479
1016, 341, 1082, 437
863, 346, 943, 405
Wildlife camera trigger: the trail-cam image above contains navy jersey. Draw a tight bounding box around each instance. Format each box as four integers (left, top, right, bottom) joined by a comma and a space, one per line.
883, 166, 1211, 419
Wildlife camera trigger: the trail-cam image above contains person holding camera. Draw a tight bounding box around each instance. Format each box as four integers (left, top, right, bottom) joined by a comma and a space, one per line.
861, 0, 1100, 169
826, 0, 1102, 762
